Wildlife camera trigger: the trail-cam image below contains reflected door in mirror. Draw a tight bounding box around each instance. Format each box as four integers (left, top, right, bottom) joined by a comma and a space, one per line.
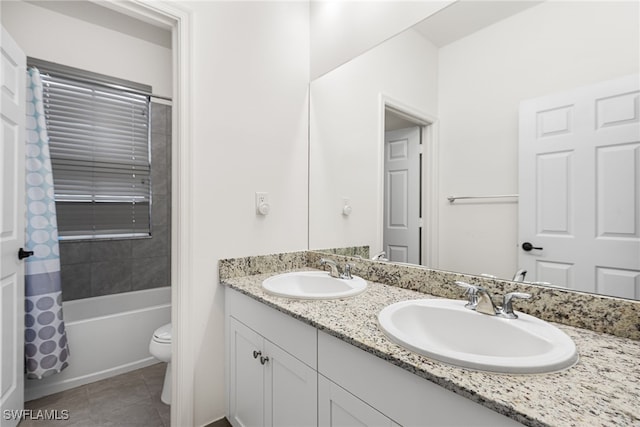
519, 74, 640, 300
384, 127, 421, 264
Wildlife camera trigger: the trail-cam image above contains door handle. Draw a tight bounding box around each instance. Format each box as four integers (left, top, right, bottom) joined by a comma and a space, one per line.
521, 242, 543, 252
18, 248, 34, 260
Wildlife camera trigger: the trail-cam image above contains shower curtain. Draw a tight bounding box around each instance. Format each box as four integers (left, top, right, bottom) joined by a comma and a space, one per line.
24, 67, 70, 379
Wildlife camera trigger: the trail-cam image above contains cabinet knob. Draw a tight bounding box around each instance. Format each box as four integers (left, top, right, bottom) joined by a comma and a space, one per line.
253, 350, 261, 359
260, 356, 269, 365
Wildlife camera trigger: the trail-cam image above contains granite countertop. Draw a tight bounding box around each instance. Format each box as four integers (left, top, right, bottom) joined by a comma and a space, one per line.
222, 268, 640, 427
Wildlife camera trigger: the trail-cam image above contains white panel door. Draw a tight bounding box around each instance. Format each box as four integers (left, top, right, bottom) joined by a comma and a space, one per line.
318, 375, 398, 427
264, 340, 316, 427
228, 317, 265, 427
1, 26, 26, 427
519, 74, 640, 298
383, 127, 420, 264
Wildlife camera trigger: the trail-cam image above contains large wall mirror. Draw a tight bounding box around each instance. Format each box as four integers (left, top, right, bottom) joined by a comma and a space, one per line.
309, 1, 640, 300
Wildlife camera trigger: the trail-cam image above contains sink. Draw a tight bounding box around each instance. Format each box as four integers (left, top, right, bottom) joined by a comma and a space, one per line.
262, 271, 367, 299
378, 299, 578, 374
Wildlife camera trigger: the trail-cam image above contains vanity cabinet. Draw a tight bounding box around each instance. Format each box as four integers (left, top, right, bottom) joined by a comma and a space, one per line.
226, 288, 521, 427
226, 289, 318, 427
228, 317, 317, 427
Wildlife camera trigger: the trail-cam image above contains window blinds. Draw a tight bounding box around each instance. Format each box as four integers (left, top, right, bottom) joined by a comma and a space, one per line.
35, 62, 152, 240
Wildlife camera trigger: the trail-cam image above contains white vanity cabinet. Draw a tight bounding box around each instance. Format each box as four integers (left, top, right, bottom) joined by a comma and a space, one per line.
226, 287, 522, 427
226, 289, 318, 427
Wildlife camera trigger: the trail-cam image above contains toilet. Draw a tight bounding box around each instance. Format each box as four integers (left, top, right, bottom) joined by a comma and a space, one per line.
149, 323, 172, 405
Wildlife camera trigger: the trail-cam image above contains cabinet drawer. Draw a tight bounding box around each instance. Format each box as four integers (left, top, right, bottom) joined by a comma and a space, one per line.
226, 288, 317, 368
319, 374, 398, 427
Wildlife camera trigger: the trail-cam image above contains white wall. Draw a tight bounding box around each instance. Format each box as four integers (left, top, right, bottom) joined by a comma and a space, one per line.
1, 0, 172, 97
310, 0, 451, 79
309, 28, 438, 252
437, 1, 639, 279
186, 2, 309, 425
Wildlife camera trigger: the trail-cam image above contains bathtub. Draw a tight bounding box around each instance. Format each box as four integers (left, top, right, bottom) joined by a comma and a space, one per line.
25, 287, 171, 401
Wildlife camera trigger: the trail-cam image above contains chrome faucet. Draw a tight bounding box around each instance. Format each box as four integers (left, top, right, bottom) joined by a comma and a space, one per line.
455, 281, 531, 319
320, 258, 353, 280
512, 269, 527, 282
371, 251, 388, 261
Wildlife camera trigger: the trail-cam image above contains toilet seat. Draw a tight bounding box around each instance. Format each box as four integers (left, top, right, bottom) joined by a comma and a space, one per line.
153, 323, 171, 344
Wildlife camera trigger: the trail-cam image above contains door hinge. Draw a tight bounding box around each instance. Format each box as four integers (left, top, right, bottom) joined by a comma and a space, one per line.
418, 145, 424, 154
418, 218, 424, 228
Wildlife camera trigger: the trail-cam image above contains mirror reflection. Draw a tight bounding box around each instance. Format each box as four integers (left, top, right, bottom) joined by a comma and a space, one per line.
309, 1, 640, 299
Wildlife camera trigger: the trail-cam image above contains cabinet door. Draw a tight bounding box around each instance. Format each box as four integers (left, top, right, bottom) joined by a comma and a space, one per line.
229, 317, 265, 427
264, 340, 318, 427
319, 375, 398, 427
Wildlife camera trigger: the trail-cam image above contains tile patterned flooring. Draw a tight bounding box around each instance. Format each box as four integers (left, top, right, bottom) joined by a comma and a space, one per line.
19, 363, 170, 427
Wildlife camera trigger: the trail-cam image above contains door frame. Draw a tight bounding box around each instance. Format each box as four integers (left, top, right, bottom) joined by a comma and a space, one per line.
94, 2, 193, 426
378, 94, 439, 268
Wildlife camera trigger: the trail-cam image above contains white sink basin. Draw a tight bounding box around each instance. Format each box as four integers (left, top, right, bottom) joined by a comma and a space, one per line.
378, 299, 578, 374
262, 271, 367, 299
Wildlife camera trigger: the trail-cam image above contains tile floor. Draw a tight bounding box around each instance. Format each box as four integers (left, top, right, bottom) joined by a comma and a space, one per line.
19, 363, 170, 427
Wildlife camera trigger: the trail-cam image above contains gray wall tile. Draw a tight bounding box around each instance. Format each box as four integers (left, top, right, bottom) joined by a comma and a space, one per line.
151, 133, 168, 164
61, 264, 92, 301
59, 242, 92, 265
132, 226, 168, 259
152, 196, 169, 228
132, 256, 169, 291
150, 103, 169, 135
165, 106, 172, 137
91, 240, 132, 261
151, 147, 168, 197
91, 261, 132, 297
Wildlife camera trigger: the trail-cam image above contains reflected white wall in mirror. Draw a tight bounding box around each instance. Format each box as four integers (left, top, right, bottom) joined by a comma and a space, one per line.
309, 1, 640, 299
310, 0, 452, 79
309, 27, 439, 252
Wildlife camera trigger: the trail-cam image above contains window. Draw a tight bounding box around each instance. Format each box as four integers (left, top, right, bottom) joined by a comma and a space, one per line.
29, 58, 152, 240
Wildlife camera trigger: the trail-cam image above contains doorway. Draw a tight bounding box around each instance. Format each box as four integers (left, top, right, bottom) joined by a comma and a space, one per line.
1, 2, 193, 426
381, 101, 438, 267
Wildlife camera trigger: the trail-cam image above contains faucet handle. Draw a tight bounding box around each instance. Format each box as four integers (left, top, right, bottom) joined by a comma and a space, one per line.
501, 292, 531, 319
340, 263, 354, 280
454, 281, 483, 308
454, 281, 482, 293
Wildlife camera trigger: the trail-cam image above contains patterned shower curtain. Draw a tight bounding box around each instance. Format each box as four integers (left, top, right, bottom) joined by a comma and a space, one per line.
24, 67, 70, 379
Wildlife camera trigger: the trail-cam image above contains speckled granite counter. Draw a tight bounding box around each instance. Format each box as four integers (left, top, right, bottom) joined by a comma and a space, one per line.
221, 268, 640, 427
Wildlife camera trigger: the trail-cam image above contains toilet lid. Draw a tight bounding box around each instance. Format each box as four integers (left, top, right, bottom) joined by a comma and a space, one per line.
153, 323, 172, 343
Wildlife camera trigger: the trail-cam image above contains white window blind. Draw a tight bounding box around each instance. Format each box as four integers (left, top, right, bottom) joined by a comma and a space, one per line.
32, 59, 152, 240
